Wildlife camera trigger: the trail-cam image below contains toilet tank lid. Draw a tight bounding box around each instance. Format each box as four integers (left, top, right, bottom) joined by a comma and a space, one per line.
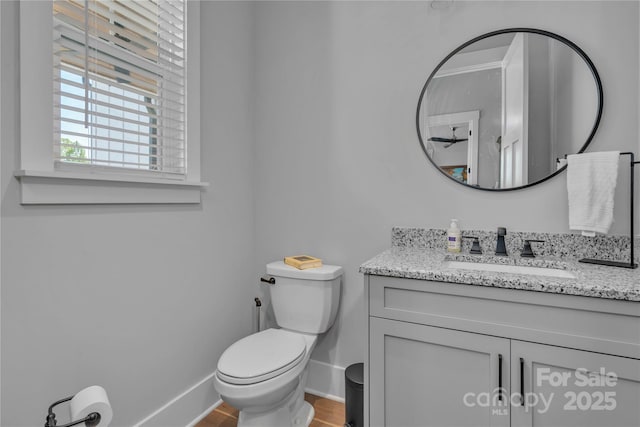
267, 261, 343, 280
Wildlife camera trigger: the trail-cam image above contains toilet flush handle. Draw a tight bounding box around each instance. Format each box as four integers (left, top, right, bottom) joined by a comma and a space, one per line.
260, 276, 276, 285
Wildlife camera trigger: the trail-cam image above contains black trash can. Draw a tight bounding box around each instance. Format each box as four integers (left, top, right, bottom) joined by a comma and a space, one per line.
344, 363, 364, 427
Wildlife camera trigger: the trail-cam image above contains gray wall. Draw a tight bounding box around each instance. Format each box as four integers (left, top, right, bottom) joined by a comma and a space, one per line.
1, 2, 256, 426
252, 0, 639, 381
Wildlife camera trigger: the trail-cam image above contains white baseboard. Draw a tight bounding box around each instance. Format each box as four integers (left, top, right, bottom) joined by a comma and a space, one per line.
305, 359, 346, 403
133, 372, 219, 427
133, 361, 346, 426
186, 399, 222, 427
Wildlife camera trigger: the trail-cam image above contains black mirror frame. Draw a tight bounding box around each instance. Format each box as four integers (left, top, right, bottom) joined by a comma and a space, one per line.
416, 27, 604, 191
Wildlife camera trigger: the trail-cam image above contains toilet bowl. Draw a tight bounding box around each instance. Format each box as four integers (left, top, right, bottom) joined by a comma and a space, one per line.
214, 329, 317, 426
213, 261, 343, 427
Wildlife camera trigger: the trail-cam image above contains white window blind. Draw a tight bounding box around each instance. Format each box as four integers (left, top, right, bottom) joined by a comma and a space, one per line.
53, 0, 186, 176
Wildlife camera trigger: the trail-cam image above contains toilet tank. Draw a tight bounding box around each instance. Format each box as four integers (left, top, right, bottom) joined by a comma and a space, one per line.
266, 261, 343, 334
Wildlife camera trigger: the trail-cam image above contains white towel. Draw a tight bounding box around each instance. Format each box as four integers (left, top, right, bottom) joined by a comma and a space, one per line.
567, 151, 620, 235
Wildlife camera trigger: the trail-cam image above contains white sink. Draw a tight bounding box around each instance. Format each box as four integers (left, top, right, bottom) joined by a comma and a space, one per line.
444, 261, 575, 279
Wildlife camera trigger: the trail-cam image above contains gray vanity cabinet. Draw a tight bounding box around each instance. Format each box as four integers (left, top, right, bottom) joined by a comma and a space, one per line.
369, 317, 510, 427
510, 341, 640, 427
365, 275, 640, 427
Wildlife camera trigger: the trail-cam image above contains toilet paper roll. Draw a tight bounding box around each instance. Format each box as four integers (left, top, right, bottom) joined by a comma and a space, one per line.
69, 386, 113, 427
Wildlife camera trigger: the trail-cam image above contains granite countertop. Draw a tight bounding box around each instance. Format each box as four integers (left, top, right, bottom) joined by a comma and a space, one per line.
359, 228, 640, 302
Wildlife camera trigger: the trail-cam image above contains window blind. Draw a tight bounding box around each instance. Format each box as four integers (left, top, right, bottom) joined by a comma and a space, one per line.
53, 0, 185, 175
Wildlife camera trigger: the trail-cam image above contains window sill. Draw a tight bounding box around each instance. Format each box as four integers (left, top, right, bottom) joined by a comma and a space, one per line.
14, 170, 209, 205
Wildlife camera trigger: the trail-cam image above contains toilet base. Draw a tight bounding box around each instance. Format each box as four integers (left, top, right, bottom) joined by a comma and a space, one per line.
236, 369, 314, 427
237, 399, 314, 427
293, 401, 315, 426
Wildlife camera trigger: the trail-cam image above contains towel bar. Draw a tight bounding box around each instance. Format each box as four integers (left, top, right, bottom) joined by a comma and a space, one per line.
578, 152, 638, 269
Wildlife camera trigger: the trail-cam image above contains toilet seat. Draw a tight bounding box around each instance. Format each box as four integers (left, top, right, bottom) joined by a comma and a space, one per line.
216, 329, 307, 385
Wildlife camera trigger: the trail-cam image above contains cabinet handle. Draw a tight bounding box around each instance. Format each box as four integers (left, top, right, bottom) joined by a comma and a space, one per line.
498, 354, 503, 401
520, 357, 525, 406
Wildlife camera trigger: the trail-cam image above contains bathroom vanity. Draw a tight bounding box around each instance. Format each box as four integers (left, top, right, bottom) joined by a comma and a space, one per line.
360, 228, 640, 427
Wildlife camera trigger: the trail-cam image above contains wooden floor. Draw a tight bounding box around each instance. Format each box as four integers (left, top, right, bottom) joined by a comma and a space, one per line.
195, 393, 345, 427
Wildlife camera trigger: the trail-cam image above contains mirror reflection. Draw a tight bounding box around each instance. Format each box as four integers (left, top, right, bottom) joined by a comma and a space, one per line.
417, 30, 602, 190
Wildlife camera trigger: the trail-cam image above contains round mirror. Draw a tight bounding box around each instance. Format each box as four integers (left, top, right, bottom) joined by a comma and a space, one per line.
416, 28, 603, 191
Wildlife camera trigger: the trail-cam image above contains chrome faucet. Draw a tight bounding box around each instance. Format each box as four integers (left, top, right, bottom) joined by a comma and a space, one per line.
495, 227, 507, 256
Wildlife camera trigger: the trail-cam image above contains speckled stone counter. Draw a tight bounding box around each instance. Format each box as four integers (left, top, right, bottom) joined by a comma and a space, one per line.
359, 228, 640, 302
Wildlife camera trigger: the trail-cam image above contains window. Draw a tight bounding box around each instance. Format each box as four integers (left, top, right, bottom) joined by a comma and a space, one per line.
17, 0, 204, 204
54, 0, 185, 175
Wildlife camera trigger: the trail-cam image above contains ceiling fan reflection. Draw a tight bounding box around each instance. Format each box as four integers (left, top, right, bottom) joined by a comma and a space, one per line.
428, 126, 468, 148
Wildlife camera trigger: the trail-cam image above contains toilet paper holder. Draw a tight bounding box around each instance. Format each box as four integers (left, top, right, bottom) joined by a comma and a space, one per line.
44, 395, 100, 427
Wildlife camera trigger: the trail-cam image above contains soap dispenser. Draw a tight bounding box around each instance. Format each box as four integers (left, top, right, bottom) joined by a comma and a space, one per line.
447, 219, 462, 253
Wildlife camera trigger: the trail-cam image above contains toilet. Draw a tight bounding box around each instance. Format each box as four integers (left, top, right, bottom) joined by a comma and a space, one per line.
213, 261, 343, 427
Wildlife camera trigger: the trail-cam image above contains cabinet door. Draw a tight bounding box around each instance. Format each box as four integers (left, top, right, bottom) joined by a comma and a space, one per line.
511, 340, 640, 427
369, 317, 510, 427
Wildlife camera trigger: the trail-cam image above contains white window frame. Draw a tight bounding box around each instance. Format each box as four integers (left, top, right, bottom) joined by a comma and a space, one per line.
15, 1, 206, 204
